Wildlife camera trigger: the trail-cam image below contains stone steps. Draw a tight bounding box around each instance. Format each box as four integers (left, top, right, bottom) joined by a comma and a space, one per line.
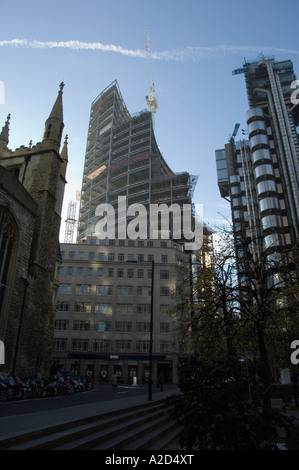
0, 399, 183, 451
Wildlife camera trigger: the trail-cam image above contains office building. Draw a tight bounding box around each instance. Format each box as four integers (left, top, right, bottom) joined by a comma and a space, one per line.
216, 57, 299, 270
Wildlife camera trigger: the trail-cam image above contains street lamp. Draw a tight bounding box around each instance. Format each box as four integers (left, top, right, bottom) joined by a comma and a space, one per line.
148, 259, 154, 400
127, 258, 154, 400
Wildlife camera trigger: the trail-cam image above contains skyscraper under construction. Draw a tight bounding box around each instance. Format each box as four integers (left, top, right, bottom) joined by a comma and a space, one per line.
77, 80, 197, 243
216, 57, 299, 268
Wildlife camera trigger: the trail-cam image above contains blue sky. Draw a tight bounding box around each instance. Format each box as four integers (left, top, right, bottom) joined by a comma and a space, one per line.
1, 0, 299, 240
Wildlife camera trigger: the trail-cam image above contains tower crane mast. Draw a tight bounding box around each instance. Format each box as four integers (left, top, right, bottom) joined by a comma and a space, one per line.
145, 27, 158, 115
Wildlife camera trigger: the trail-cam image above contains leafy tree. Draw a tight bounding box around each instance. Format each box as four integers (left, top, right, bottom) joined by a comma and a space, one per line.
168, 354, 294, 450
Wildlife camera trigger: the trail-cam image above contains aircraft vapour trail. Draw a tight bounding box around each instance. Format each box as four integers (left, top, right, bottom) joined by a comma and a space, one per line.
0, 39, 299, 61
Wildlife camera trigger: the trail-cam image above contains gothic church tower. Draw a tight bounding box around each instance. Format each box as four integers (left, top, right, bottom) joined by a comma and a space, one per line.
0, 83, 68, 377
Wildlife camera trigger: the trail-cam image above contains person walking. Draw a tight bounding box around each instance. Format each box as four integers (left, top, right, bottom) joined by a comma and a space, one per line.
158, 372, 165, 392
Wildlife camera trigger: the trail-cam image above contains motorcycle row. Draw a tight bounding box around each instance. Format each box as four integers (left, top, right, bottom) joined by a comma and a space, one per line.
0, 372, 94, 402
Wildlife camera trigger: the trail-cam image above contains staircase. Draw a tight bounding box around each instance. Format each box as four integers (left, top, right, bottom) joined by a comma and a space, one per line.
0, 399, 183, 451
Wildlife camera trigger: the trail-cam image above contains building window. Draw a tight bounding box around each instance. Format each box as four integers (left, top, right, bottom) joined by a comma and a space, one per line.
160, 304, 170, 314
53, 338, 68, 351
117, 286, 133, 296
115, 340, 132, 352
71, 339, 89, 351
160, 287, 170, 296
78, 252, 85, 260
160, 270, 169, 279
97, 268, 104, 277
58, 284, 72, 294
138, 254, 144, 262
59, 266, 63, 275
119, 240, 125, 246
117, 268, 124, 278
138, 241, 144, 247
128, 240, 134, 247
94, 321, 111, 332
95, 303, 112, 314
56, 301, 71, 311
97, 285, 113, 295
88, 267, 94, 276
77, 267, 84, 276
115, 321, 132, 332
73, 321, 90, 331
137, 304, 151, 314
107, 268, 114, 277
148, 241, 153, 247
69, 251, 75, 259
116, 303, 133, 314
160, 341, 171, 353
118, 253, 125, 261
54, 320, 69, 330
98, 253, 105, 261
136, 322, 150, 332
109, 239, 115, 246
90, 238, 96, 245
160, 322, 170, 333
75, 302, 91, 312
137, 269, 144, 278
161, 255, 168, 263
137, 286, 151, 297
88, 252, 95, 260
108, 253, 115, 261
76, 284, 93, 294
127, 269, 134, 278
148, 254, 154, 261
136, 341, 150, 353
93, 339, 111, 352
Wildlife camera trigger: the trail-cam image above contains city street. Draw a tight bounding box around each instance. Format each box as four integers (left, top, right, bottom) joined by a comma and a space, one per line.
0, 382, 160, 418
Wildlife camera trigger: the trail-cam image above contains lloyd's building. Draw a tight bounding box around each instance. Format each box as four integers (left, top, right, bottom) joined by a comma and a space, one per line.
53, 80, 200, 384
216, 57, 299, 276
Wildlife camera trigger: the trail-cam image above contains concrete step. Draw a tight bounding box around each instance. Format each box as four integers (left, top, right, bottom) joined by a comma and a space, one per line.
0, 398, 183, 450
0, 400, 166, 450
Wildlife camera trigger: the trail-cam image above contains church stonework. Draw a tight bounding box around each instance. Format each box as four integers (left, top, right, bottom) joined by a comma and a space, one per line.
0, 83, 68, 377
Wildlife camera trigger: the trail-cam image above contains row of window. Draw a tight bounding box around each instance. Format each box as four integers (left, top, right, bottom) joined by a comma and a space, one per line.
55, 320, 171, 333
60, 267, 170, 279
56, 303, 171, 315
61, 251, 169, 262
58, 285, 171, 296
53, 338, 173, 353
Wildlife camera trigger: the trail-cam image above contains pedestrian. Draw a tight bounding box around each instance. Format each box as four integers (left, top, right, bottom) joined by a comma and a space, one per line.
158, 372, 165, 392
111, 374, 117, 388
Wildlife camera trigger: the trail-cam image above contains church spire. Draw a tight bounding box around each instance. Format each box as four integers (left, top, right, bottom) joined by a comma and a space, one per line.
42, 82, 64, 151
0, 113, 10, 154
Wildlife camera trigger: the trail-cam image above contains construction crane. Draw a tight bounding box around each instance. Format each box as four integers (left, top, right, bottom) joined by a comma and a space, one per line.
64, 191, 81, 243
145, 27, 158, 116
231, 123, 240, 140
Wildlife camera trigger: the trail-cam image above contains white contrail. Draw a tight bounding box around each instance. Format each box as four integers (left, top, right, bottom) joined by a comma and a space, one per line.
0, 39, 298, 61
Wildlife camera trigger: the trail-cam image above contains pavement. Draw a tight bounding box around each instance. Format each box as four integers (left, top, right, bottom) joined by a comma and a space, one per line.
0, 384, 180, 442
